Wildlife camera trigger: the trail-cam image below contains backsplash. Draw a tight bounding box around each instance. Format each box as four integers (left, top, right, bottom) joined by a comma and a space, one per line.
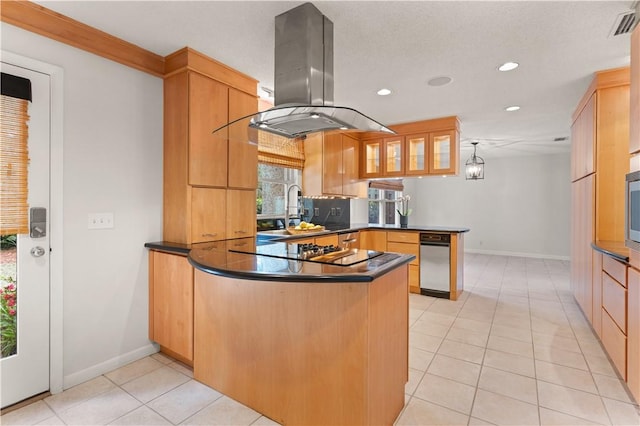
301, 198, 350, 230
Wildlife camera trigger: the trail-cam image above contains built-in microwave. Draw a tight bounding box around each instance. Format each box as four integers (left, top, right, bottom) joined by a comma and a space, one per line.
626, 171, 640, 250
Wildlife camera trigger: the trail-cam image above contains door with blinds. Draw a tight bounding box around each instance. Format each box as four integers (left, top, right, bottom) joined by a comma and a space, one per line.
0, 62, 51, 408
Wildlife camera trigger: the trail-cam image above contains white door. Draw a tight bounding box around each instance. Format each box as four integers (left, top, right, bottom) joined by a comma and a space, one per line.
0, 62, 51, 408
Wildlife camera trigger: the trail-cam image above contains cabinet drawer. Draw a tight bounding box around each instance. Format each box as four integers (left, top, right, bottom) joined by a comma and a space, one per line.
387, 231, 419, 244
387, 242, 419, 266
315, 234, 339, 246
602, 272, 627, 333
602, 309, 627, 380
409, 264, 420, 292
603, 256, 627, 288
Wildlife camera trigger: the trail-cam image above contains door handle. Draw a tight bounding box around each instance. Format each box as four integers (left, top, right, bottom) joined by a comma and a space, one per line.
30, 246, 46, 257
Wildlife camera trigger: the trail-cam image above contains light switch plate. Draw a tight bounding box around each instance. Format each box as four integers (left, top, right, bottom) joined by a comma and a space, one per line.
88, 212, 114, 229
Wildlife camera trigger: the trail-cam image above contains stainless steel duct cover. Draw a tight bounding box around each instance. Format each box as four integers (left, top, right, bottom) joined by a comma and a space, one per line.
212, 2, 394, 140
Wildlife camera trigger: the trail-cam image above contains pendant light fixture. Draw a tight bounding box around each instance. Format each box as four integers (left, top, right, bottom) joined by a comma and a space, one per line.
465, 142, 485, 180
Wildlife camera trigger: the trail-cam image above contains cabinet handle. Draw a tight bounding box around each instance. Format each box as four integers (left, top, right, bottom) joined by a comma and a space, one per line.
202, 233, 217, 237
234, 230, 247, 234
342, 238, 357, 243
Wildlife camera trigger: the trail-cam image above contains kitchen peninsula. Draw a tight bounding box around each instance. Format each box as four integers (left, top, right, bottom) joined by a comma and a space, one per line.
146, 238, 414, 425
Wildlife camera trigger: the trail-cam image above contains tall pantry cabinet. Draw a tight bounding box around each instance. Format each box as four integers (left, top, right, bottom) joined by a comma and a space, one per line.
163, 48, 259, 244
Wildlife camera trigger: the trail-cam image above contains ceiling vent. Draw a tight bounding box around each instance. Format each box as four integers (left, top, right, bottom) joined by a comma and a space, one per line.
610, 10, 638, 36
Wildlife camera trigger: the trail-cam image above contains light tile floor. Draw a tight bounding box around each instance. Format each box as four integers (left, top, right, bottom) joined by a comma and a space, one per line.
3, 254, 640, 425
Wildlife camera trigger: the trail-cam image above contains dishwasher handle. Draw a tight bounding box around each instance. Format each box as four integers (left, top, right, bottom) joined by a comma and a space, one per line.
420, 233, 450, 245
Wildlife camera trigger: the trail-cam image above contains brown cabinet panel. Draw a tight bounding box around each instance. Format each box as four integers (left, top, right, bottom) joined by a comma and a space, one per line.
602, 309, 627, 380
592, 250, 603, 338
226, 189, 257, 239
404, 133, 428, 176
191, 187, 226, 242
571, 93, 596, 181
602, 272, 627, 333
342, 134, 363, 197
387, 231, 419, 244
322, 133, 343, 195
386, 242, 419, 266
228, 88, 258, 189
603, 255, 627, 287
315, 234, 339, 246
359, 230, 387, 251
383, 136, 405, 176
151, 251, 194, 362
408, 264, 420, 294
631, 27, 640, 155
428, 130, 458, 175
628, 267, 640, 403
361, 139, 382, 178
188, 72, 229, 187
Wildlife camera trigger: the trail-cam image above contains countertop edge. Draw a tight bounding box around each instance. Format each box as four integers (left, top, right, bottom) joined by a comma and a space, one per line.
187, 252, 416, 283
591, 241, 629, 264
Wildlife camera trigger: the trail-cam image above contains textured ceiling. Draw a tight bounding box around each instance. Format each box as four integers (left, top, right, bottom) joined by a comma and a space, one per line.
32, 0, 634, 158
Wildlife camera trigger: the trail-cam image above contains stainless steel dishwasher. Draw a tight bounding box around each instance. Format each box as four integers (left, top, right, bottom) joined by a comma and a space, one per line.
419, 233, 451, 298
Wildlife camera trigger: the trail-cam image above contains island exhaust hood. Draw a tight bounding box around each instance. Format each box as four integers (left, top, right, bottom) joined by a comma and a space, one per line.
212, 2, 394, 140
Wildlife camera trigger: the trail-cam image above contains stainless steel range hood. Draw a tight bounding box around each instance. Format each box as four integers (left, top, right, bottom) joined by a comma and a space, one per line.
212, 2, 394, 140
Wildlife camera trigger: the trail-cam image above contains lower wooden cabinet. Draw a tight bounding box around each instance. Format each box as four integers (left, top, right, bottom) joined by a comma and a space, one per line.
359, 230, 387, 251
628, 267, 640, 403
602, 308, 627, 380
192, 187, 226, 243
149, 250, 194, 364
226, 189, 257, 239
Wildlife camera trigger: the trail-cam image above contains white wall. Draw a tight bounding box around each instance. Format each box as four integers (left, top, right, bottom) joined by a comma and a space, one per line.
403, 153, 571, 259
2, 24, 163, 387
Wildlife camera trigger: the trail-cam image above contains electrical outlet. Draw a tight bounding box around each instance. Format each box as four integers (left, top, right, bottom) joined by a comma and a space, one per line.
336, 207, 342, 216
314, 207, 320, 216
330, 207, 336, 216
88, 212, 114, 229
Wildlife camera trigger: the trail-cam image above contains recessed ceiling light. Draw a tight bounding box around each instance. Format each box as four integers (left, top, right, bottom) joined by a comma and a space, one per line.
498, 62, 519, 72
427, 76, 452, 87
505, 105, 521, 112
377, 88, 391, 96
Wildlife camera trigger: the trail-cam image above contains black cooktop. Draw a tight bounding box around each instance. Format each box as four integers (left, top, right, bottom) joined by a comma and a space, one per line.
230, 242, 384, 267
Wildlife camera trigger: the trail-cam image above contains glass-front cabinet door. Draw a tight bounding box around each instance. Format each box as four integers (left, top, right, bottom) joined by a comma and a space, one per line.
383, 136, 404, 176
361, 139, 382, 178
429, 130, 458, 175
405, 133, 427, 175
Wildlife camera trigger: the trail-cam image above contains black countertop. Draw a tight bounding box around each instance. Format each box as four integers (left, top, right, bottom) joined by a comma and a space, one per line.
146, 238, 415, 283
591, 241, 629, 264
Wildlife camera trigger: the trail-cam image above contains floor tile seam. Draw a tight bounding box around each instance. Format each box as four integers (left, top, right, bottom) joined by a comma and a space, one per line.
409, 393, 474, 418
116, 372, 191, 409
591, 375, 639, 406
553, 281, 618, 426
523, 270, 544, 422
43, 375, 119, 416
536, 398, 612, 426
144, 388, 219, 426
108, 362, 166, 387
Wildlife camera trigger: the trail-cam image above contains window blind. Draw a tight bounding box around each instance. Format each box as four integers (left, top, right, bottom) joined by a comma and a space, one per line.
369, 179, 404, 191
257, 132, 305, 170
1, 72, 32, 236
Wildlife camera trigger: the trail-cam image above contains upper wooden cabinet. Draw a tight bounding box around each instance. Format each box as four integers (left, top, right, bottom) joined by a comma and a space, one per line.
359, 116, 460, 178
228, 88, 258, 189
571, 93, 596, 181
163, 47, 259, 243
304, 132, 366, 197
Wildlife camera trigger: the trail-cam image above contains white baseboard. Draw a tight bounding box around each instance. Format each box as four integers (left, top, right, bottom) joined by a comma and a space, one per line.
464, 248, 570, 261
62, 343, 159, 390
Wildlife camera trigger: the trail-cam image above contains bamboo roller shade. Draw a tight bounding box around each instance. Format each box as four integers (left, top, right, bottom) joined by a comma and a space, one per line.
0, 95, 29, 235
257, 131, 305, 169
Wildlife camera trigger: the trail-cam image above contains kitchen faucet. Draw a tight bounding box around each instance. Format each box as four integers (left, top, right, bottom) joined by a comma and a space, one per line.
285, 184, 303, 227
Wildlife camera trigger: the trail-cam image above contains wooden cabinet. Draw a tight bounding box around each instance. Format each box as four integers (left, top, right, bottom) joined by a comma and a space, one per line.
592, 250, 603, 338
149, 250, 194, 364
304, 132, 366, 197
315, 234, 339, 246
361, 139, 382, 178
360, 116, 460, 178
228, 88, 258, 189
192, 188, 227, 242
387, 232, 420, 293
163, 48, 259, 244
383, 136, 405, 176
429, 130, 457, 174
628, 267, 640, 403
226, 189, 257, 239
571, 174, 595, 318
571, 93, 595, 182
631, 26, 640, 155
359, 230, 387, 251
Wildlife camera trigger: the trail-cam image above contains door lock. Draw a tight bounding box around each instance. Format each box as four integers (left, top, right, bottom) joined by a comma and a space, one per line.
30, 246, 46, 257
30, 207, 46, 238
